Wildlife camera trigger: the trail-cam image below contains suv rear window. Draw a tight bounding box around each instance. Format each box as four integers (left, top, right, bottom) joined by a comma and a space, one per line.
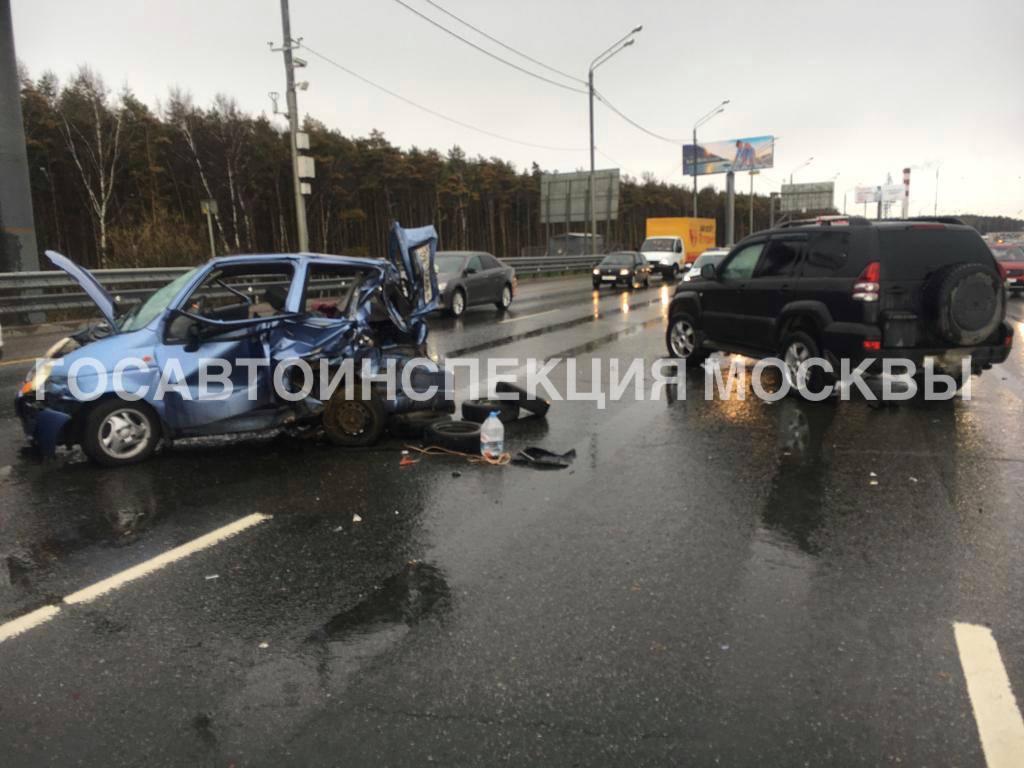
801, 232, 850, 277
878, 228, 994, 280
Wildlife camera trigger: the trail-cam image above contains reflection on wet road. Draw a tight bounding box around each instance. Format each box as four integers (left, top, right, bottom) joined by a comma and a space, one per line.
1, 278, 1024, 766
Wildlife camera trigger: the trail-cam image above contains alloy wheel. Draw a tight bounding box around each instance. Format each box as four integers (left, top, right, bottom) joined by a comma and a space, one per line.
669, 318, 696, 358
98, 408, 152, 461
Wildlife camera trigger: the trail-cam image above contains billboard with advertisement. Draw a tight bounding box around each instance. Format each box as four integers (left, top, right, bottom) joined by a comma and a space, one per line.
683, 135, 775, 176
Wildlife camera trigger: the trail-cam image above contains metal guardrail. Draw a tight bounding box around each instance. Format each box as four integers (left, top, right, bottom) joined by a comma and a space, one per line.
0, 255, 604, 323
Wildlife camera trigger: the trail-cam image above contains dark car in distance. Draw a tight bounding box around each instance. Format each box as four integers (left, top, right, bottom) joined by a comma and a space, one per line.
592, 251, 652, 290
666, 216, 1013, 389
435, 251, 516, 318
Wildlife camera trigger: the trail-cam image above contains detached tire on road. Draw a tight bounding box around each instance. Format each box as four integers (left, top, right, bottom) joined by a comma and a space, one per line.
461, 398, 519, 424
388, 410, 452, 439
424, 420, 481, 453
924, 263, 1003, 346
495, 381, 551, 418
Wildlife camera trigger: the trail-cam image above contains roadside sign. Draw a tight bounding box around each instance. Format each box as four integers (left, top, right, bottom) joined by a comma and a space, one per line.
780, 181, 835, 212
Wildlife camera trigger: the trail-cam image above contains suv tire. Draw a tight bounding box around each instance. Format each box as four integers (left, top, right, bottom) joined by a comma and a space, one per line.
780, 330, 829, 397
666, 314, 709, 366
924, 263, 1003, 346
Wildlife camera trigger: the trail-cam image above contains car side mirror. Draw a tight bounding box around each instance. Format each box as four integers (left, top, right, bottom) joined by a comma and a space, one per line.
464, 267, 477, 276
675, 243, 683, 253
700, 264, 717, 280
184, 321, 203, 352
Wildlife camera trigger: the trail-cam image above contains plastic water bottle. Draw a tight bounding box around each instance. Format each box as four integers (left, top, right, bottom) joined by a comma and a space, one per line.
480, 411, 504, 458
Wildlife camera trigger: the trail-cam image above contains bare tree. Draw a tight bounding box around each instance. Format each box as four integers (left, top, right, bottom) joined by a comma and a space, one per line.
56, 67, 127, 266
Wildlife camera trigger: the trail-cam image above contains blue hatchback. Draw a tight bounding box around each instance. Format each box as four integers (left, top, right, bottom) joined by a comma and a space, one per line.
16, 223, 448, 466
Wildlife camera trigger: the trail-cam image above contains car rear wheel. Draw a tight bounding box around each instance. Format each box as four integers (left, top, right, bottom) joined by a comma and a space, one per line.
324, 386, 386, 447
666, 314, 708, 366
449, 289, 466, 318
82, 399, 161, 466
495, 284, 513, 311
780, 331, 827, 396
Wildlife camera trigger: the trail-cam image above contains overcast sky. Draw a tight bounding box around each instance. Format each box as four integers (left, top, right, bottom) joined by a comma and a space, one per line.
12, 0, 1024, 217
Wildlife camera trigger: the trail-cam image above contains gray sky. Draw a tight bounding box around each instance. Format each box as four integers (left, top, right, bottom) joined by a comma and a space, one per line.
13, 0, 1024, 217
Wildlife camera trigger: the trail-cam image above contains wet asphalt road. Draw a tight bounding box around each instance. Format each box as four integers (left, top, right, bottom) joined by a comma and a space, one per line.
1, 277, 1023, 766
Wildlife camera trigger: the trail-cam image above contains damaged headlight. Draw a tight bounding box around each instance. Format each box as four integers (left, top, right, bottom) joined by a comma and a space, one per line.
437, 281, 448, 292
21, 359, 55, 396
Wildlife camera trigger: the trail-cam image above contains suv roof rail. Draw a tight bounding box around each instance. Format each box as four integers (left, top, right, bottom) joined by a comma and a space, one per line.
905, 216, 965, 225
777, 215, 871, 229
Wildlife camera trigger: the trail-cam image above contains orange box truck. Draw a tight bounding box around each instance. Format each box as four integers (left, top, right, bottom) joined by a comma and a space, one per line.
641, 217, 717, 278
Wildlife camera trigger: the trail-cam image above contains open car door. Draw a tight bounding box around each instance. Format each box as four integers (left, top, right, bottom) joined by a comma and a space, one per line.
387, 221, 439, 321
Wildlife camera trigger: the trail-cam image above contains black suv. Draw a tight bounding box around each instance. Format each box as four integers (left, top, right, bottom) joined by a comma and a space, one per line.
665, 217, 1013, 385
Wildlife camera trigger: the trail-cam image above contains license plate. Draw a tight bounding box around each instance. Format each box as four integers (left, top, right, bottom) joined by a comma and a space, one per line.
602, 275, 616, 281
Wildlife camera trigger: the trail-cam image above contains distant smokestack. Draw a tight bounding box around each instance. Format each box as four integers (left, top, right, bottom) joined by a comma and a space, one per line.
902, 167, 911, 219
0, 0, 40, 272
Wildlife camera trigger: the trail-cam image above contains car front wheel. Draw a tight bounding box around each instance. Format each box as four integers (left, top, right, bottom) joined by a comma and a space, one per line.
666, 314, 708, 366
449, 288, 466, 318
82, 399, 161, 466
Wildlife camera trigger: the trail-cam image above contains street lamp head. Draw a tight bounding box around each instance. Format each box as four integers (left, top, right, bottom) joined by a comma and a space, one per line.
632, 25, 643, 33
623, 39, 635, 47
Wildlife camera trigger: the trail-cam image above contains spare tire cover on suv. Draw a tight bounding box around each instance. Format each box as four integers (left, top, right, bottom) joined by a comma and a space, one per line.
924, 263, 1003, 346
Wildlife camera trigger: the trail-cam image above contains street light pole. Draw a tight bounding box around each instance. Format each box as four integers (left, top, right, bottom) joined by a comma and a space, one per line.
691, 100, 729, 217
588, 27, 641, 256
789, 156, 814, 185
588, 68, 596, 255
749, 170, 758, 235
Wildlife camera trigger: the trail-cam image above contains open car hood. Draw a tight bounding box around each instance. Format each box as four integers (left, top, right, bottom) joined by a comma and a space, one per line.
387, 221, 439, 320
45, 250, 119, 329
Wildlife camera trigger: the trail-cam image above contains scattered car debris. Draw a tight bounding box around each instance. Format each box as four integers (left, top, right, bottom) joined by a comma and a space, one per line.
258, 642, 269, 649
512, 447, 576, 469
352, 514, 363, 523
204, 574, 219, 581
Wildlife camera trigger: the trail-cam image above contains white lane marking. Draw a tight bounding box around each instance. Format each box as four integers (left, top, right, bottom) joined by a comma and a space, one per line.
64, 512, 271, 605
954, 621, 1024, 768
0, 605, 61, 644
499, 309, 559, 324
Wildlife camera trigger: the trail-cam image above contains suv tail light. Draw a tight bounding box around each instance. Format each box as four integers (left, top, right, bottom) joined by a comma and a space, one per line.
853, 261, 880, 302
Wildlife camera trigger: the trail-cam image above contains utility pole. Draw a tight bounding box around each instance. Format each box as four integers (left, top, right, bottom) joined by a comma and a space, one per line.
277, 0, 309, 252
0, 0, 39, 273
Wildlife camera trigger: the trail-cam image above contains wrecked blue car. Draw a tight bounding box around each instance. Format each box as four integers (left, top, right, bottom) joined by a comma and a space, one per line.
15, 223, 451, 466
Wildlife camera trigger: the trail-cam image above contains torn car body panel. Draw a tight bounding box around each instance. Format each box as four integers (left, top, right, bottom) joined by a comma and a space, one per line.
17, 223, 447, 456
